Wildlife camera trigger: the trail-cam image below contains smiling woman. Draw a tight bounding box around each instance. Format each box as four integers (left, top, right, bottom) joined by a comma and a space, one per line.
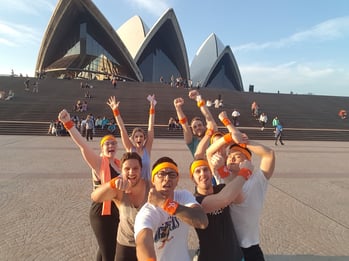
107, 95, 156, 182
57, 108, 121, 261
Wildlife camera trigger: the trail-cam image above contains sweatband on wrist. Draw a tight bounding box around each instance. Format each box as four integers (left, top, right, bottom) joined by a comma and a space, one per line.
238, 168, 252, 180
217, 166, 230, 178
163, 198, 179, 215
149, 108, 155, 114
223, 133, 233, 143
109, 177, 120, 189
113, 108, 119, 117
205, 128, 214, 137
146, 258, 156, 261
197, 100, 205, 107
63, 120, 74, 130
179, 117, 187, 124
222, 118, 231, 126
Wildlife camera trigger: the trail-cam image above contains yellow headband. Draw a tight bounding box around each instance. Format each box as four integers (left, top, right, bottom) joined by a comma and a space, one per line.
100, 135, 116, 147
229, 146, 251, 160
151, 162, 179, 181
190, 160, 210, 177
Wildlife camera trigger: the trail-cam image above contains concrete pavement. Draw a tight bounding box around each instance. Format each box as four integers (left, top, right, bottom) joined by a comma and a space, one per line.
0, 135, 348, 261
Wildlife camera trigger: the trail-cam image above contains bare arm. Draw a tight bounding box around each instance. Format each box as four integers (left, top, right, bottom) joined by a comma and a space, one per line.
200, 176, 246, 213
58, 109, 100, 171
107, 96, 133, 151
246, 140, 275, 179
173, 97, 193, 144
147, 188, 208, 229
91, 177, 129, 202
194, 121, 214, 159
174, 204, 208, 229
189, 90, 218, 132
144, 94, 155, 154
136, 228, 157, 261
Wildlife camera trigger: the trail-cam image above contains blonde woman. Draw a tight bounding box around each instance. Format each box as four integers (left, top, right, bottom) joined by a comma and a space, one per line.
107, 95, 155, 182
58, 109, 121, 261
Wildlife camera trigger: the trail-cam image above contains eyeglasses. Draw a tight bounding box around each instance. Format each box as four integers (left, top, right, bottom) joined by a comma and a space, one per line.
156, 171, 178, 179
104, 141, 117, 146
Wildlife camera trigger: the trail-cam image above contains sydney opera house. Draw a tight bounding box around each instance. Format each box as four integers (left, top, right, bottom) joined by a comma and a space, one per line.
36, 0, 244, 91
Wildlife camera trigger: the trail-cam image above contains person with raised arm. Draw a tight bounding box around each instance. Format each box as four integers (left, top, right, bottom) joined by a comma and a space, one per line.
58, 109, 121, 261
107, 95, 155, 182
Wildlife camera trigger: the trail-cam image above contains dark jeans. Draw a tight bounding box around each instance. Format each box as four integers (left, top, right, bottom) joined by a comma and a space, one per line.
86, 128, 93, 140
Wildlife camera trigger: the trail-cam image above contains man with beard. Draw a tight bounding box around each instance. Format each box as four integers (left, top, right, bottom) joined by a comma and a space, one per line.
134, 157, 208, 261
91, 152, 149, 261
174, 90, 217, 157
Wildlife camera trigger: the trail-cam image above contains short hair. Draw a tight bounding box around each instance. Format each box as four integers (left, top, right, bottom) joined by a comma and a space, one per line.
120, 152, 142, 168
152, 156, 177, 170
190, 117, 204, 126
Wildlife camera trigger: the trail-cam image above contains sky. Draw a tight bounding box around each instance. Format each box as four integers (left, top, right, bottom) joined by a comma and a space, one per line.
0, 0, 348, 97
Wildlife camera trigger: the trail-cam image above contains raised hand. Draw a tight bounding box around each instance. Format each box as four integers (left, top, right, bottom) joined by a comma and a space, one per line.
173, 97, 184, 108
58, 109, 71, 123
107, 96, 120, 110
188, 90, 200, 100
147, 187, 166, 208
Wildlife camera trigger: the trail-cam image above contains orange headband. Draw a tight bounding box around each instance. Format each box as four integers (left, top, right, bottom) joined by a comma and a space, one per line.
190, 160, 210, 177
100, 135, 116, 147
229, 146, 251, 160
151, 162, 179, 181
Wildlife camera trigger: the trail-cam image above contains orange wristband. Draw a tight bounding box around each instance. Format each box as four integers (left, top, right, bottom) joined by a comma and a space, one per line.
238, 143, 247, 148
109, 177, 120, 189
146, 258, 156, 261
163, 198, 179, 215
222, 118, 231, 126
223, 133, 233, 143
113, 108, 119, 117
205, 128, 214, 137
149, 108, 155, 114
63, 120, 74, 130
197, 100, 205, 107
217, 166, 230, 178
238, 168, 252, 180
179, 117, 187, 125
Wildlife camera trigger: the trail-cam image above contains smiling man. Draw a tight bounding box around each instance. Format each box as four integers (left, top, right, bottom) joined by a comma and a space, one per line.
91, 152, 149, 261
134, 157, 208, 261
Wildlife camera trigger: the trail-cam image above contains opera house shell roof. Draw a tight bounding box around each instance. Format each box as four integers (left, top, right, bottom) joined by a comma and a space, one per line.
36, 0, 244, 91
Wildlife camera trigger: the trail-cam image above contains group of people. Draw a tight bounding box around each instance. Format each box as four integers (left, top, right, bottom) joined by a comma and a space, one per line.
58, 90, 276, 261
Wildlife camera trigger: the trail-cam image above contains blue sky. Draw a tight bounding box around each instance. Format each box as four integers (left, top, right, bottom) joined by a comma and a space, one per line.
0, 0, 348, 97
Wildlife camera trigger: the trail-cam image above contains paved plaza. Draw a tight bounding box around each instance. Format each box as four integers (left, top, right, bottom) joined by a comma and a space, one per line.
0, 135, 348, 261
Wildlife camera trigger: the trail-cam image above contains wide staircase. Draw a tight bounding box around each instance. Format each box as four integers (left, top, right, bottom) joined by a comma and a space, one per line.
0, 76, 348, 141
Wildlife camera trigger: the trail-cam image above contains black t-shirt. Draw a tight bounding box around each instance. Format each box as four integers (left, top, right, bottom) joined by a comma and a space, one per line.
195, 184, 243, 261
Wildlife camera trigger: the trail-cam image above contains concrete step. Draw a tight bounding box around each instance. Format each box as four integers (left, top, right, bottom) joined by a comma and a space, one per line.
1, 121, 349, 141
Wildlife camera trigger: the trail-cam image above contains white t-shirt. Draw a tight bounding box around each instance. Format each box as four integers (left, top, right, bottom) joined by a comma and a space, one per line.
230, 169, 268, 248
134, 189, 198, 261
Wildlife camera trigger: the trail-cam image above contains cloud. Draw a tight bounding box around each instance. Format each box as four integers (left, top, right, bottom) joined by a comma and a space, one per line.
0, 0, 55, 15
0, 20, 40, 46
126, 0, 171, 17
233, 16, 349, 52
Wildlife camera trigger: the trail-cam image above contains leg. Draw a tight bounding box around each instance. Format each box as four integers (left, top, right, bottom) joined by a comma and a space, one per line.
241, 244, 265, 261
90, 202, 119, 261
